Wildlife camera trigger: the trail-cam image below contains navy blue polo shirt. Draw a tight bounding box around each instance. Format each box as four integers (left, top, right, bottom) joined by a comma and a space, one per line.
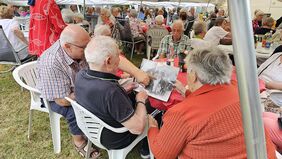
75, 69, 137, 149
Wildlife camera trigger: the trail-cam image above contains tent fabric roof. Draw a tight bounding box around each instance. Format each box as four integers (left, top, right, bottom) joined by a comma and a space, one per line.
1, 0, 215, 7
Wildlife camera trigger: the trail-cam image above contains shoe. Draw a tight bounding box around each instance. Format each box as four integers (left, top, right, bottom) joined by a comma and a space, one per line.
140, 146, 150, 159
74, 141, 100, 159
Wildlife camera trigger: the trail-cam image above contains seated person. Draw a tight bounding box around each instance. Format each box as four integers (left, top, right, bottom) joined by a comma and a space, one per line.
204, 17, 232, 45
0, 5, 29, 60
252, 10, 264, 31
255, 17, 276, 35
129, 9, 145, 54
147, 46, 276, 158
156, 20, 191, 58
73, 12, 90, 27
263, 112, 282, 153
61, 8, 74, 24
75, 36, 152, 158
190, 21, 211, 49
272, 25, 282, 42
37, 25, 151, 158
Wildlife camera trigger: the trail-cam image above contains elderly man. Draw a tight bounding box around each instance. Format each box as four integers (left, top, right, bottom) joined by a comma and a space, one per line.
204, 17, 232, 45
147, 47, 276, 159
75, 36, 152, 158
157, 20, 191, 58
37, 25, 150, 158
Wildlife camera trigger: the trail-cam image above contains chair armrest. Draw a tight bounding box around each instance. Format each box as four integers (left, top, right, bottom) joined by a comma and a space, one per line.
12, 69, 41, 94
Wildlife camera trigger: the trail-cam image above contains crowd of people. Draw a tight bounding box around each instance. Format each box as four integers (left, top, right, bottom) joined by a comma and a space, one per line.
1, 0, 282, 158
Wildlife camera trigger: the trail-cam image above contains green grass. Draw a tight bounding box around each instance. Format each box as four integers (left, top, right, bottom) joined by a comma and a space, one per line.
0, 52, 147, 159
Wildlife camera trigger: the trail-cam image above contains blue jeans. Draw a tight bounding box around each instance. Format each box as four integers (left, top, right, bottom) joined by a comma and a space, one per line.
49, 101, 83, 135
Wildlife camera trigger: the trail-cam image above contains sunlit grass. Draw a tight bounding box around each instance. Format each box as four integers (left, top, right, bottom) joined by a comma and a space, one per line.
0, 52, 146, 159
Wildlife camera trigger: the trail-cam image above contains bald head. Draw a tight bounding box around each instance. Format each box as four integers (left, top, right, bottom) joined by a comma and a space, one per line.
60, 25, 90, 60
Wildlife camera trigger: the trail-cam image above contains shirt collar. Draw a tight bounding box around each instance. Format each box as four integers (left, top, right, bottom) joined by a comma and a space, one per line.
86, 69, 120, 82
188, 83, 230, 97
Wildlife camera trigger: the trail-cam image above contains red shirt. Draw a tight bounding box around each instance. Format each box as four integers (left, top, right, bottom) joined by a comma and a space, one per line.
29, 0, 66, 56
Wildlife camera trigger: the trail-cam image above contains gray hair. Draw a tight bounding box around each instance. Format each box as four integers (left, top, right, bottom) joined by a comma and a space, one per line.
186, 47, 232, 85
61, 8, 74, 23
262, 17, 274, 28
94, 24, 111, 36
85, 36, 119, 65
130, 9, 138, 18
155, 15, 164, 25
193, 21, 206, 35
172, 20, 185, 31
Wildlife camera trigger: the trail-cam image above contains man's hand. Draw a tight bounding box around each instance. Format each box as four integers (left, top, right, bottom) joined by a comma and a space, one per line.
122, 82, 138, 93
135, 71, 151, 86
148, 115, 158, 128
136, 91, 148, 103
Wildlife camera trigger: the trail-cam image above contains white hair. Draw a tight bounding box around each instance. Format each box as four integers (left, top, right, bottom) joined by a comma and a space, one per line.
85, 36, 119, 66
61, 8, 74, 23
193, 21, 206, 35
94, 24, 111, 36
60, 30, 75, 45
186, 46, 232, 85
73, 12, 84, 20
155, 15, 164, 25
172, 20, 184, 31
101, 8, 111, 17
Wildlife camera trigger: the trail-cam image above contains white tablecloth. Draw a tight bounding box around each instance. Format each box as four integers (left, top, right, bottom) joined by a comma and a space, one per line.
218, 44, 274, 59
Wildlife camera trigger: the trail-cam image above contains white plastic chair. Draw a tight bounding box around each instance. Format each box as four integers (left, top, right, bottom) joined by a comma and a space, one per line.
146, 26, 169, 60
12, 61, 62, 154
65, 97, 154, 159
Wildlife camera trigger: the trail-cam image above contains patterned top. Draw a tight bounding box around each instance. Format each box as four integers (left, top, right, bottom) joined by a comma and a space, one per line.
157, 34, 191, 56
129, 17, 143, 38
37, 40, 88, 101
29, 0, 66, 56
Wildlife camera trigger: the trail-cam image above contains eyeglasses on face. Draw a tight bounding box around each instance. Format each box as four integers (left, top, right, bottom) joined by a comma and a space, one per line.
66, 42, 87, 49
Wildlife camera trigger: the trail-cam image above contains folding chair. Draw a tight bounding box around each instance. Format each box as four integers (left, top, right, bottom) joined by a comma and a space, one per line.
12, 61, 62, 154
0, 25, 35, 73
65, 97, 154, 159
117, 19, 144, 60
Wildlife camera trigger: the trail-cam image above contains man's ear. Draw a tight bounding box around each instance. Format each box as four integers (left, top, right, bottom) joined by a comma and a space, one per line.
105, 56, 112, 65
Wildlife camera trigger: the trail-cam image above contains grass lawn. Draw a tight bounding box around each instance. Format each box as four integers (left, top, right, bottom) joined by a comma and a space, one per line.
0, 53, 147, 159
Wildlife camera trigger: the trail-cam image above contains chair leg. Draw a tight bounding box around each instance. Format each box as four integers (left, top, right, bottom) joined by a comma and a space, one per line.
108, 150, 126, 159
130, 43, 135, 60
27, 109, 33, 140
85, 139, 92, 159
49, 111, 61, 154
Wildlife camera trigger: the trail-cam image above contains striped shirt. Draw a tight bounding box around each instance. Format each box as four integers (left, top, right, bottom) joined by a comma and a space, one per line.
37, 40, 87, 101
157, 34, 191, 56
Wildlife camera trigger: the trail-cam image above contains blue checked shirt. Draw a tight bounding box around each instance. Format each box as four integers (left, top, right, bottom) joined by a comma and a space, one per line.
37, 40, 88, 101
157, 34, 191, 56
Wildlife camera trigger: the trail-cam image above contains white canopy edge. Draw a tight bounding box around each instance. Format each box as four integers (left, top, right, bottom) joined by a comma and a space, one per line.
1, 0, 215, 8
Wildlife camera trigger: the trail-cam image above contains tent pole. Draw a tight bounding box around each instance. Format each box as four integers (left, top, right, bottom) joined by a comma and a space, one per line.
228, 0, 267, 158
83, 0, 86, 18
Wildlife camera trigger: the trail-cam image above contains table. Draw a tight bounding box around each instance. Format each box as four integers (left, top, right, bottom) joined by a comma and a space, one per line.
149, 59, 266, 111
218, 44, 274, 59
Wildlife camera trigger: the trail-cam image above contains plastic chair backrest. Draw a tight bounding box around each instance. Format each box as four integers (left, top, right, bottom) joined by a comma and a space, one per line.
147, 26, 169, 49
66, 97, 128, 150
0, 25, 21, 65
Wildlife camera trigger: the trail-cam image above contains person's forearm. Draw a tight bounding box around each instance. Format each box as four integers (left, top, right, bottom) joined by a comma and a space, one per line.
266, 81, 282, 90
134, 102, 147, 128
118, 56, 140, 76
14, 29, 28, 45
54, 93, 74, 106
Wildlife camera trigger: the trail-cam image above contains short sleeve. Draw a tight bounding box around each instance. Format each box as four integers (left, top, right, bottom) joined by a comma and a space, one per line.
216, 27, 228, 39
107, 87, 134, 123
10, 19, 20, 30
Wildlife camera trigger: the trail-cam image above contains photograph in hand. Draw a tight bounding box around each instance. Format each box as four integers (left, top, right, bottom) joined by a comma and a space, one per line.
135, 59, 179, 102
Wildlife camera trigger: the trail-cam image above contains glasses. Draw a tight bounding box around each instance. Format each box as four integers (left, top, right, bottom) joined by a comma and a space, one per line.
66, 42, 87, 50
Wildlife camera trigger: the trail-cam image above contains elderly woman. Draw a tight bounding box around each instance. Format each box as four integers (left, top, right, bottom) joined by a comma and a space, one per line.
252, 10, 264, 31
258, 49, 282, 153
154, 15, 165, 27
98, 8, 115, 29
129, 9, 145, 54
0, 5, 29, 60
190, 21, 211, 49
255, 17, 276, 35
147, 47, 276, 158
